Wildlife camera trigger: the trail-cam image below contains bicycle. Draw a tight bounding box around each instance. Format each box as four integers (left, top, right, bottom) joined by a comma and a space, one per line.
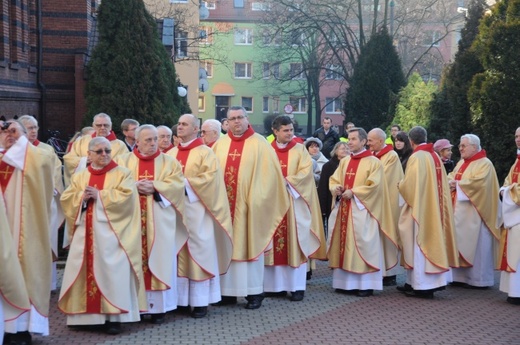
46, 130, 69, 161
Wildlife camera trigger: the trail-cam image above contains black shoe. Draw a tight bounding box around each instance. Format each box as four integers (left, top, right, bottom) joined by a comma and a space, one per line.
396, 283, 413, 292
449, 281, 467, 287
245, 294, 264, 309
306, 270, 312, 280
212, 296, 237, 306
464, 284, 489, 290
191, 306, 208, 318
290, 290, 304, 301
151, 313, 165, 324
174, 305, 191, 314
404, 289, 434, 299
105, 321, 121, 335
383, 275, 397, 286
335, 288, 358, 295
3, 333, 12, 345
507, 297, 520, 305
6, 331, 32, 345
265, 291, 287, 298
357, 289, 373, 297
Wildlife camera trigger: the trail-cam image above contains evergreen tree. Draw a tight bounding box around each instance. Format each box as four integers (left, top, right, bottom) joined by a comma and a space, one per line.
344, 28, 406, 130
85, 0, 188, 130
391, 73, 437, 131
427, 87, 454, 143
468, 0, 520, 181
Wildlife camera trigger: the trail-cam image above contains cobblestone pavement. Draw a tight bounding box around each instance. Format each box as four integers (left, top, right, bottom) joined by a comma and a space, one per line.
28, 261, 520, 345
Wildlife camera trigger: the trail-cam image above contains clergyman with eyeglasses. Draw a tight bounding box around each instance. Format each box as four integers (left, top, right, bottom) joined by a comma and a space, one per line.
63, 113, 128, 187
59, 136, 146, 335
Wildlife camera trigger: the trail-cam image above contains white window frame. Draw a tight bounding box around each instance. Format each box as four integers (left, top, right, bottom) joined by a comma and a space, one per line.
325, 64, 342, 80
234, 28, 253, 45
262, 63, 270, 79
290, 96, 306, 113
325, 97, 342, 114
262, 96, 269, 113
272, 63, 280, 79
201, 61, 213, 78
289, 63, 304, 80
175, 30, 188, 58
272, 97, 280, 114
234, 62, 252, 79
198, 95, 206, 112
202, 1, 216, 9
252, 2, 271, 11
170, 0, 188, 3
242, 97, 253, 112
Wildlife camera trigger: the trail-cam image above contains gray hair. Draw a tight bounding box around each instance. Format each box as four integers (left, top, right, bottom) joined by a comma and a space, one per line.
121, 118, 140, 131
330, 141, 349, 158
349, 127, 368, 142
461, 134, 481, 151
18, 115, 38, 127
92, 113, 112, 125
135, 124, 157, 140
157, 125, 172, 135
409, 126, 427, 145
203, 119, 221, 133
227, 106, 247, 118
89, 136, 110, 150
370, 128, 386, 140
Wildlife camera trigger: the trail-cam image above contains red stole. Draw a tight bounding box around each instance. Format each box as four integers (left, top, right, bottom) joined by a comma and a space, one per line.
207, 141, 216, 148
415, 143, 446, 222
85, 160, 117, 313
224, 126, 255, 222
161, 143, 175, 153
271, 140, 297, 265
133, 148, 161, 290
33, 139, 41, 146
374, 144, 393, 159
92, 131, 117, 141
451, 150, 487, 203
339, 150, 372, 264
0, 161, 15, 193
500, 154, 520, 271
175, 138, 204, 174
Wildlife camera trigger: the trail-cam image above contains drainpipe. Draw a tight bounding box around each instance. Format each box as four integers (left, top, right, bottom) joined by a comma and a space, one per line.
36, 0, 47, 137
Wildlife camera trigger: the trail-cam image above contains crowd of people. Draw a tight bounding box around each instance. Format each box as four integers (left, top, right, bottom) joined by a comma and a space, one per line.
1, 109, 520, 345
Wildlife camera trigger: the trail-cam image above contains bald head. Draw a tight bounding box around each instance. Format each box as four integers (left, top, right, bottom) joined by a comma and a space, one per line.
177, 114, 200, 142
367, 128, 386, 153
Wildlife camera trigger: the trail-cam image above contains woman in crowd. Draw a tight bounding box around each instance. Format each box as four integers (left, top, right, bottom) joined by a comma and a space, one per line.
304, 137, 328, 185
394, 131, 413, 172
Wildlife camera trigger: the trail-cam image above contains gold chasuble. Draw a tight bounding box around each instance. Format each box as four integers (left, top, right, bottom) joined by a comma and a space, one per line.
63, 131, 127, 186
398, 144, 459, 272
0, 194, 31, 321
328, 150, 398, 273
0, 137, 54, 317
448, 150, 500, 267
212, 126, 290, 261
169, 138, 233, 281
59, 162, 146, 314
266, 140, 326, 267
115, 149, 188, 291
498, 155, 520, 272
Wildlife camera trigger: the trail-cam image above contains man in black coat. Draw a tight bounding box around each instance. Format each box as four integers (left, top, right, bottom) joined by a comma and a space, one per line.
313, 117, 339, 159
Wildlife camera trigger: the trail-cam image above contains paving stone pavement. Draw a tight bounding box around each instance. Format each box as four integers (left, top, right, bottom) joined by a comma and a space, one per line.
29, 261, 520, 345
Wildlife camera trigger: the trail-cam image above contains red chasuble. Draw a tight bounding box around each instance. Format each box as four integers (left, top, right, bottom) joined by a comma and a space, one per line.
338, 150, 372, 264
84, 160, 117, 313
271, 139, 297, 265
224, 126, 255, 223
175, 138, 204, 173
0, 161, 15, 193
500, 154, 520, 271
132, 148, 161, 290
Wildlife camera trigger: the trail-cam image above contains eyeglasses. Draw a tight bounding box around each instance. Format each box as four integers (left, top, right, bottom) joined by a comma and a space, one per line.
89, 148, 112, 155
94, 123, 111, 128
158, 135, 172, 139
458, 144, 472, 149
228, 115, 246, 122
200, 130, 214, 134
26, 126, 39, 131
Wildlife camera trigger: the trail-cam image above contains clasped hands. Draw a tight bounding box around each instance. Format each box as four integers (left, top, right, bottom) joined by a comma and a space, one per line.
136, 179, 155, 195
335, 186, 353, 200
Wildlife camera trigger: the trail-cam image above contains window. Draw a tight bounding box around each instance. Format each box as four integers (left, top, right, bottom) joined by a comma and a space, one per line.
234, 28, 253, 45
272, 63, 280, 79
252, 2, 271, 11
290, 29, 306, 46
289, 63, 304, 80
263, 63, 270, 79
290, 96, 306, 113
325, 64, 343, 80
200, 61, 213, 78
272, 97, 280, 114
198, 95, 206, 112
422, 30, 441, 47
175, 31, 188, 58
235, 62, 252, 79
234, 0, 244, 8
261, 29, 282, 46
170, 0, 188, 3
203, 1, 216, 9
262, 96, 269, 113
325, 97, 342, 113
242, 97, 253, 112
199, 26, 213, 44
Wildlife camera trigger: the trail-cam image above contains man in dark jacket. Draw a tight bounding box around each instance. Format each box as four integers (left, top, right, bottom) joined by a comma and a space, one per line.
313, 117, 339, 159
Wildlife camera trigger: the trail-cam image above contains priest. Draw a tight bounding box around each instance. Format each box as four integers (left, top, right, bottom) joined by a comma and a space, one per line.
59, 137, 146, 334
265, 115, 326, 302
328, 127, 398, 297
212, 106, 290, 309
168, 114, 233, 318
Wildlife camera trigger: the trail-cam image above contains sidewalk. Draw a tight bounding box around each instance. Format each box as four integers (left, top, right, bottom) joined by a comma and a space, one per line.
32, 261, 520, 345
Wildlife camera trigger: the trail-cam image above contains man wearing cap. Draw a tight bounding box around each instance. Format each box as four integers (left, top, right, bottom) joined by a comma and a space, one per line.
498, 127, 520, 305
448, 134, 500, 289
434, 139, 455, 174
313, 117, 339, 159
397, 126, 459, 298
